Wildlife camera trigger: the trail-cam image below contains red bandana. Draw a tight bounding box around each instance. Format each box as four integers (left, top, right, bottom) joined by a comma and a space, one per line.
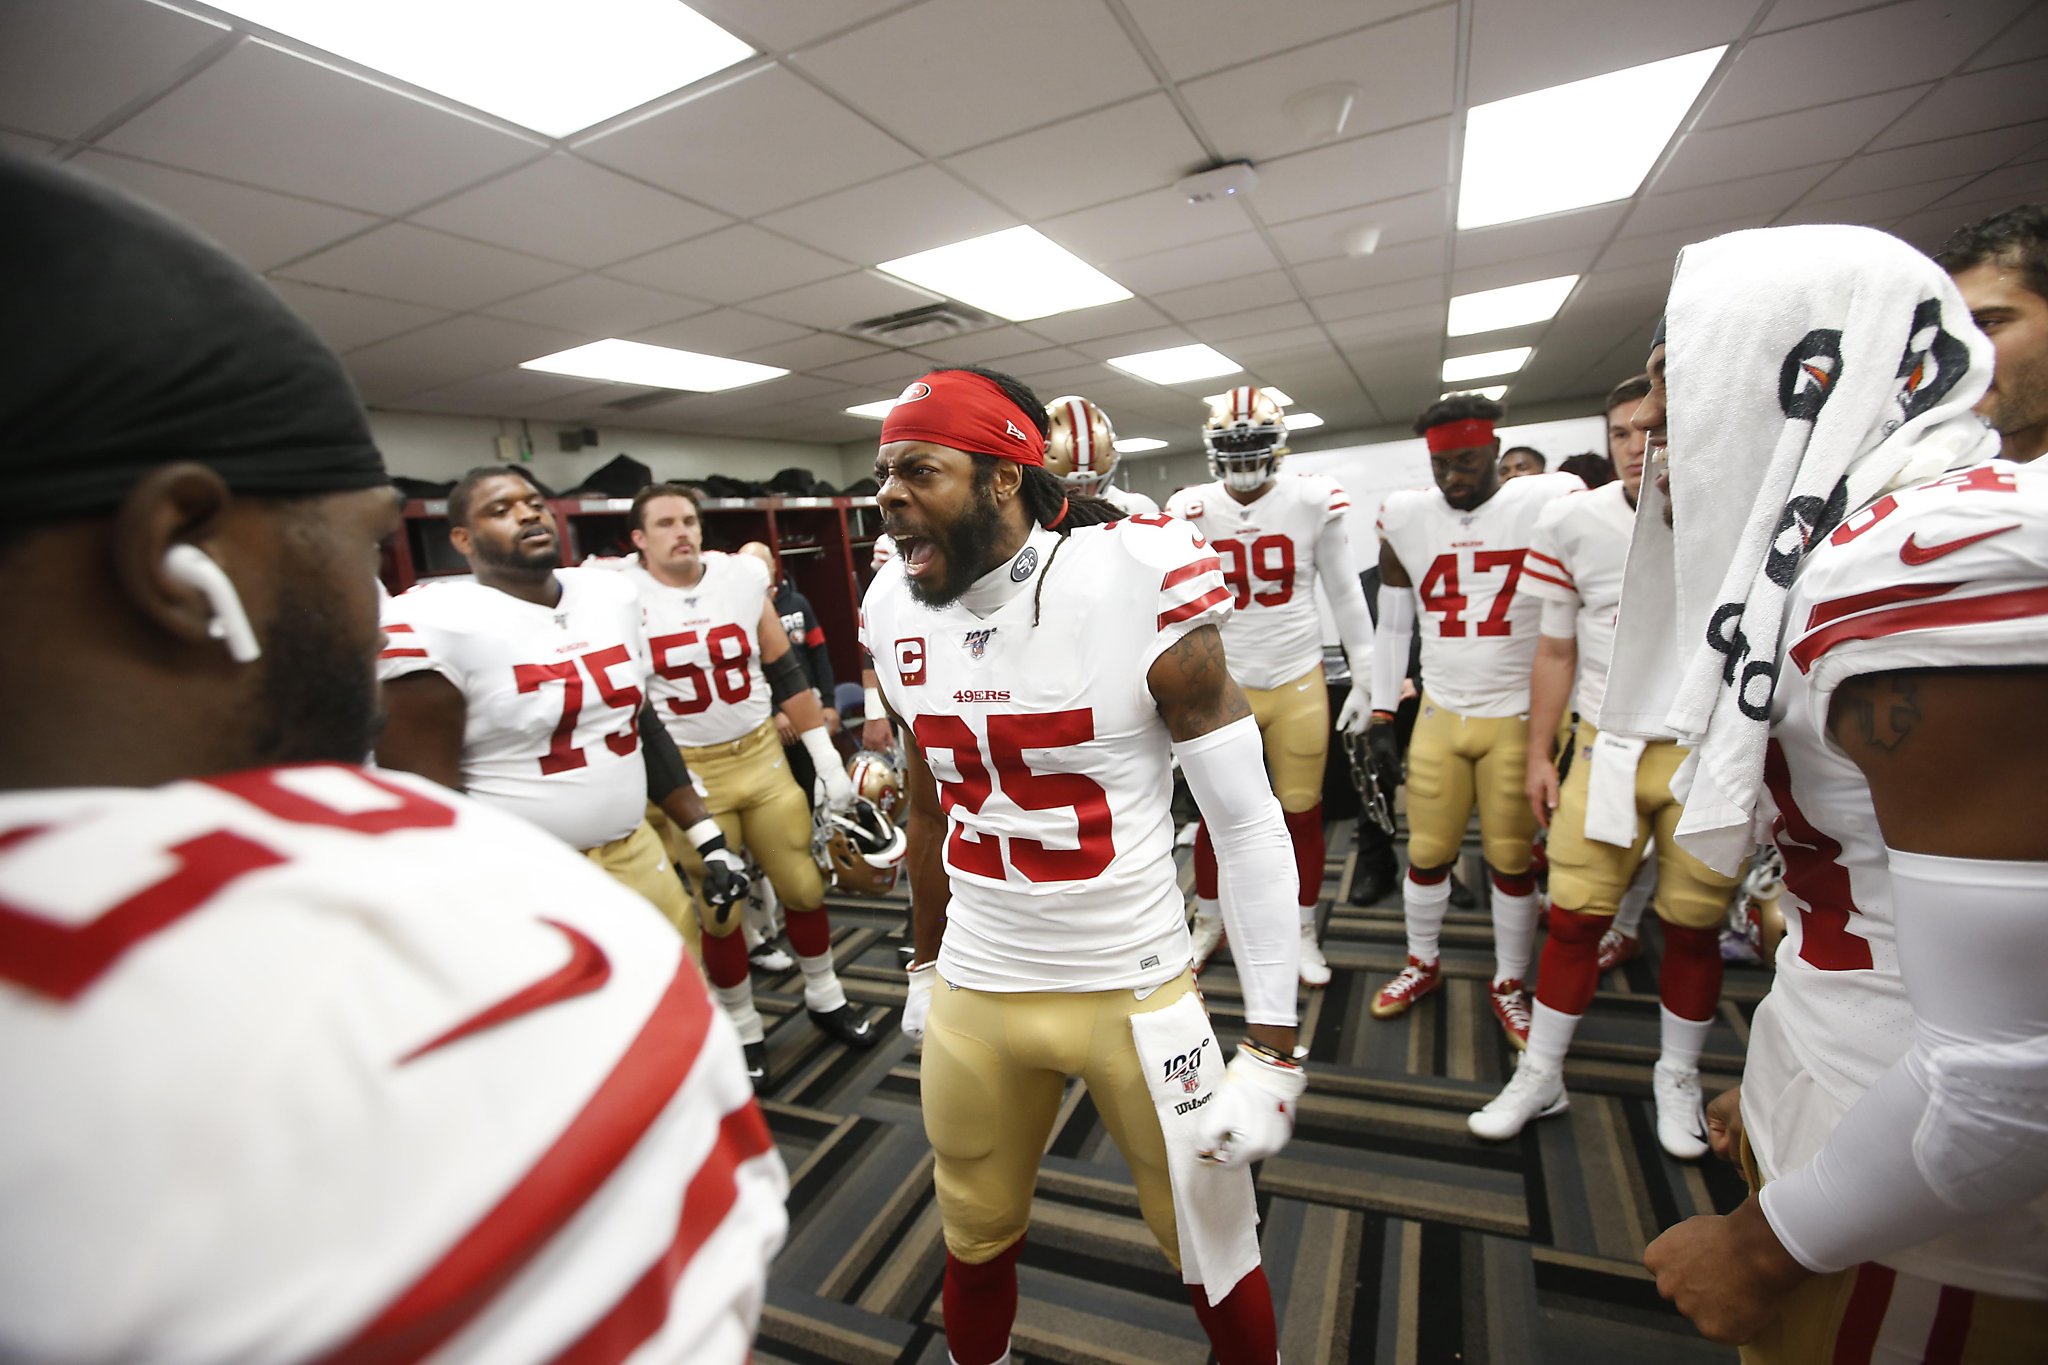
1423, 417, 1497, 453
880, 371, 1046, 467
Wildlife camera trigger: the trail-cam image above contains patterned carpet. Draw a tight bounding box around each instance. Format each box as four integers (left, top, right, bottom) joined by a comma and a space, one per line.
744, 821, 1757, 1364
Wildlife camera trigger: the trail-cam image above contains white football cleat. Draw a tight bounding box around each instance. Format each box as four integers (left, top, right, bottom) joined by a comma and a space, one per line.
1467, 1056, 1567, 1141
1190, 914, 1225, 970
1298, 923, 1331, 987
1653, 1061, 1710, 1160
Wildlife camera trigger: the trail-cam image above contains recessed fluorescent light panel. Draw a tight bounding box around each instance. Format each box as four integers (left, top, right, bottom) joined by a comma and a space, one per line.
1203, 387, 1294, 406
1108, 344, 1243, 384
845, 399, 900, 419
1458, 46, 1725, 229
1113, 437, 1169, 453
1441, 385, 1510, 401
877, 226, 1131, 322
521, 340, 787, 392
1441, 348, 1532, 383
1283, 413, 1325, 431
1447, 275, 1579, 337
204, 1, 753, 138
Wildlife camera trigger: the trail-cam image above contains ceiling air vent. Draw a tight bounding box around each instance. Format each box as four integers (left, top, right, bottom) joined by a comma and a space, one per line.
845, 300, 999, 348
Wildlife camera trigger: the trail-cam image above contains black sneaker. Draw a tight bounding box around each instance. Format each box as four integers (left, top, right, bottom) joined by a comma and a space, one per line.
808, 1004, 879, 1048
1448, 875, 1477, 910
1348, 862, 1397, 907
742, 1041, 768, 1091
749, 938, 794, 972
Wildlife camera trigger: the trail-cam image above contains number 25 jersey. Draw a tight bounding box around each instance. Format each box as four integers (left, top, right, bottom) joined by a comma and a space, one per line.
1377, 471, 1582, 716
859, 517, 1230, 993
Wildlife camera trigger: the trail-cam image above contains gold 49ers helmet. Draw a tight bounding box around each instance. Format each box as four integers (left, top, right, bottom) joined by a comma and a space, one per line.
1044, 395, 1119, 496
848, 749, 904, 824
1203, 385, 1288, 492
815, 796, 907, 895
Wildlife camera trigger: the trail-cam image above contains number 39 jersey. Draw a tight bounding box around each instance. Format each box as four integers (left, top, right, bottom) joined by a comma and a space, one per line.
379, 569, 648, 851
1750, 460, 2048, 1296
859, 517, 1231, 993
1377, 471, 1582, 716
628, 552, 772, 749
1164, 472, 1348, 690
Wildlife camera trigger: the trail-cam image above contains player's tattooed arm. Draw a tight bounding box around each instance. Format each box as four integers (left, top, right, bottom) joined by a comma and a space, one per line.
1827, 666, 2048, 860
1147, 624, 1253, 741
895, 709, 951, 967
375, 671, 467, 791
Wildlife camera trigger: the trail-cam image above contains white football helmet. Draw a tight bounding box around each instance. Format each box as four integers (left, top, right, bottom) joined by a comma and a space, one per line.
1203, 386, 1288, 492
814, 795, 907, 896
1045, 395, 1119, 497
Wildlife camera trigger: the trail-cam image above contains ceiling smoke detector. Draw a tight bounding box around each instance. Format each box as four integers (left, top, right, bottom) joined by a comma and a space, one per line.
1174, 161, 1259, 204
845, 300, 1000, 348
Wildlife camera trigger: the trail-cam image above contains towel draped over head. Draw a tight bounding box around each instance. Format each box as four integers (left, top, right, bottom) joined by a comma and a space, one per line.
1602, 225, 1999, 874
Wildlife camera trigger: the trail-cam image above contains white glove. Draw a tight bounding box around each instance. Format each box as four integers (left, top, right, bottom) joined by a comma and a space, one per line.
1334, 688, 1371, 737
902, 961, 935, 1041
1197, 1043, 1307, 1166
803, 727, 855, 812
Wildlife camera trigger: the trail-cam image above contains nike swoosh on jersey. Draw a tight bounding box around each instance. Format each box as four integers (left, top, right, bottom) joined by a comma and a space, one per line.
1899, 524, 2021, 565
399, 918, 611, 1065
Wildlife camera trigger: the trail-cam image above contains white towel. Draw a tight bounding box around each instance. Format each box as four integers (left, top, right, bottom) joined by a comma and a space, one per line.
1128, 992, 1260, 1305
1583, 731, 1646, 847
1603, 226, 1998, 874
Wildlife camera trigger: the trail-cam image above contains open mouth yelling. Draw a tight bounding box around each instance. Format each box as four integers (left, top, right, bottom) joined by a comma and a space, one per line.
887, 527, 936, 579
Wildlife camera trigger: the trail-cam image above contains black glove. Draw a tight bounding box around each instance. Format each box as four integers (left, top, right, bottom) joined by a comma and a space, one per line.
699, 846, 749, 935
1366, 717, 1402, 804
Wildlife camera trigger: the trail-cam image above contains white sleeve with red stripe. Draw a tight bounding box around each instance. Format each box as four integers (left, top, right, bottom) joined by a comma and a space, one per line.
1787, 461, 2048, 700
1115, 513, 1231, 673
0, 765, 786, 1364
1520, 495, 1579, 606
377, 585, 456, 685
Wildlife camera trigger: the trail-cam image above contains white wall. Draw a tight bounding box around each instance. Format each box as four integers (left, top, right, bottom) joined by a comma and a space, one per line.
372, 409, 861, 490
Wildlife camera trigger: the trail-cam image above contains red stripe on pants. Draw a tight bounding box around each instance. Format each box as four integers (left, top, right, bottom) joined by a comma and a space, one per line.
1830, 1262, 1896, 1364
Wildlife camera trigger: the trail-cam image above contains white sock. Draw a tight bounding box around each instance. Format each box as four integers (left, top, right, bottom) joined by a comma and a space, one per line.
1525, 1001, 1581, 1074
1659, 1005, 1711, 1072
712, 981, 764, 1045
798, 951, 847, 1013
1195, 895, 1219, 923
1298, 900, 1318, 931
1614, 856, 1654, 937
1491, 885, 1540, 984
1403, 873, 1452, 963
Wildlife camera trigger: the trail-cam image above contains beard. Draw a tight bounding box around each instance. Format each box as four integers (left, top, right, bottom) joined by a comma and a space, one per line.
905, 483, 1006, 609
248, 573, 382, 765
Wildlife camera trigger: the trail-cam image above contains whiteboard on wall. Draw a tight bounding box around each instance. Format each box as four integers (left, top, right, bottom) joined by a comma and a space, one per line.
1283, 413, 1608, 646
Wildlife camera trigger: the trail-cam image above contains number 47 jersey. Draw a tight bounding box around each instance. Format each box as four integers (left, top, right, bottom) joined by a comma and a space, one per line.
1377, 471, 1583, 717
859, 517, 1231, 994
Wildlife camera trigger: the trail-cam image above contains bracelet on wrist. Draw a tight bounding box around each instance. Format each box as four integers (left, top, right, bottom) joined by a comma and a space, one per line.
1240, 1038, 1301, 1069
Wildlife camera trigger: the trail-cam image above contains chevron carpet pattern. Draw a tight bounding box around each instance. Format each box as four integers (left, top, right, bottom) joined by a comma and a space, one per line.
745, 822, 1754, 1364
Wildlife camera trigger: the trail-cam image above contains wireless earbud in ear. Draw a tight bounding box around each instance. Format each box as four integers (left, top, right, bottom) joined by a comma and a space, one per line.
162, 544, 262, 664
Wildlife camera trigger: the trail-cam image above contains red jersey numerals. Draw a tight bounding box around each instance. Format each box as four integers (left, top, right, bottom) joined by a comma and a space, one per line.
649, 622, 753, 717
1417, 549, 1525, 637
911, 710, 1115, 883
513, 645, 644, 775
1830, 464, 2020, 546
1212, 535, 1296, 609
1761, 740, 1872, 972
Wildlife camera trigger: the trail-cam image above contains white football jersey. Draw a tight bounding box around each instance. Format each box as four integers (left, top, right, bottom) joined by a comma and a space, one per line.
1102, 484, 1159, 517
1521, 480, 1636, 725
0, 765, 787, 1362
1165, 472, 1350, 690
629, 553, 774, 748
1751, 460, 2048, 1296
379, 570, 649, 851
1377, 471, 1583, 717
859, 518, 1229, 993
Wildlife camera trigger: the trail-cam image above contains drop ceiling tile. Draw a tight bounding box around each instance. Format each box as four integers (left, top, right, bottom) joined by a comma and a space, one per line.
268, 280, 449, 352
100, 41, 541, 214
1250, 117, 1454, 224
757, 165, 1012, 266
1151, 270, 1301, 322
683, 0, 910, 53
794, 0, 1154, 157
603, 225, 849, 305
1572, 261, 1682, 303
1041, 189, 1253, 265
1228, 325, 1347, 362
399, 369, 613, 417
279, 223, 575, 311
1453, 246, 1600, 295
344, 315, 584, 398
1596, 214, 1770, 271
1757, 0, 1898, 36
1930, 160, 2048, 209
481, 274, 711, 335
986, 347, 1096, 378
944, 94, 1207, 221
411, 154, 731, 268
1026, 299, 1174, 345
1966, 5, 2048, 68
1653, 87, 1928, 192
815, 352, 938, 386
1309, 274, 1448, 324
1268, 188, 1451, 265
1324, 304, 1448, 349
1700, 0, 2031, 128
1867, 57, 2048, 149
576, 65, 917, 218
914, 325, 1053, 366
736, 332, 892, 372
1891, 191, 2039, 251
744, 271, 945, 330
1622, 165, 1834, 239
1291, 237, 1444, 296
1467, 0, 1752, 104
1777, 177, 1981, 227
70, 150, 377, 271
1123, 0, 1433, 81
1454, 204, 1628, 272
1072, 325, 1201, 362
0, 0, 227, 141
1181, 9, 1456, 161
632, 309, 813, 354
1108, 233, 1282, 296
1188, 302, 1320, 342
1812, 122, 2048, 199
0, 130, 57, 157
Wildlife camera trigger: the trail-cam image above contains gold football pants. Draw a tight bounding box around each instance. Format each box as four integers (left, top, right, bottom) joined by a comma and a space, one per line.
1241, 663, 1330, 813
584, 818, 699, 961
656, 719, 825, 938
1404, 693, 1534, 873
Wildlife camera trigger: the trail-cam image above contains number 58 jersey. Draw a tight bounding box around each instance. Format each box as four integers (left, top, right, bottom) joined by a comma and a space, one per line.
859, 517, 1231, 994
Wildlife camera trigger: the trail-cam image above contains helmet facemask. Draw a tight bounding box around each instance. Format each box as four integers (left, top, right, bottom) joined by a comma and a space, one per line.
1202, 387, 1288, 492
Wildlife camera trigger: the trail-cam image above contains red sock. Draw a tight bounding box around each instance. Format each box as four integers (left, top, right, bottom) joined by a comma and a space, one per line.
943, 1239, 1023, 1365
783, 904, 833, 959
1283, 803, 1325, 911
1188, 1265, 1279, 1365
1534, 905, 1605, 1015
699, 924, 750, 989
1659, 922, 1724, 1020
1193, 820, 1218, 901
1408, 864, 1450, 886
1491, 868, 1536, 897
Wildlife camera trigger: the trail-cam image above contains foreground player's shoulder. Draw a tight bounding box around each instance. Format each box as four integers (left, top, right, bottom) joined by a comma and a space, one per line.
1081, 516, 1230, 638
377, 577, 481, 680
563, 562, 640, 606
1164, 482, 1218, 520
1375, 486, 1433, 536
1512, 470, 1587, 507
1289, 470, 1351, 522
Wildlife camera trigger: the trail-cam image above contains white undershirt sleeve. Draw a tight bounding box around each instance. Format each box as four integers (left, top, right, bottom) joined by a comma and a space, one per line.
1540, 595, 1577, 639
1313, 517, 1376, 675
1370, 585, 1415, 714
1172, 716, 1299, 1026
1758, 849, 2048, 1273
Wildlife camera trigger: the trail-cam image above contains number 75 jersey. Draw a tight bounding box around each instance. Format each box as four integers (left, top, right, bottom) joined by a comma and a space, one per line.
1377, 471, 1583, 717
858, 518, 1230, 993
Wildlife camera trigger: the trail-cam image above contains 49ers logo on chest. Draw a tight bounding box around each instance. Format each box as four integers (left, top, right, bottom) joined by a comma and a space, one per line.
895, 637, 927, 686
